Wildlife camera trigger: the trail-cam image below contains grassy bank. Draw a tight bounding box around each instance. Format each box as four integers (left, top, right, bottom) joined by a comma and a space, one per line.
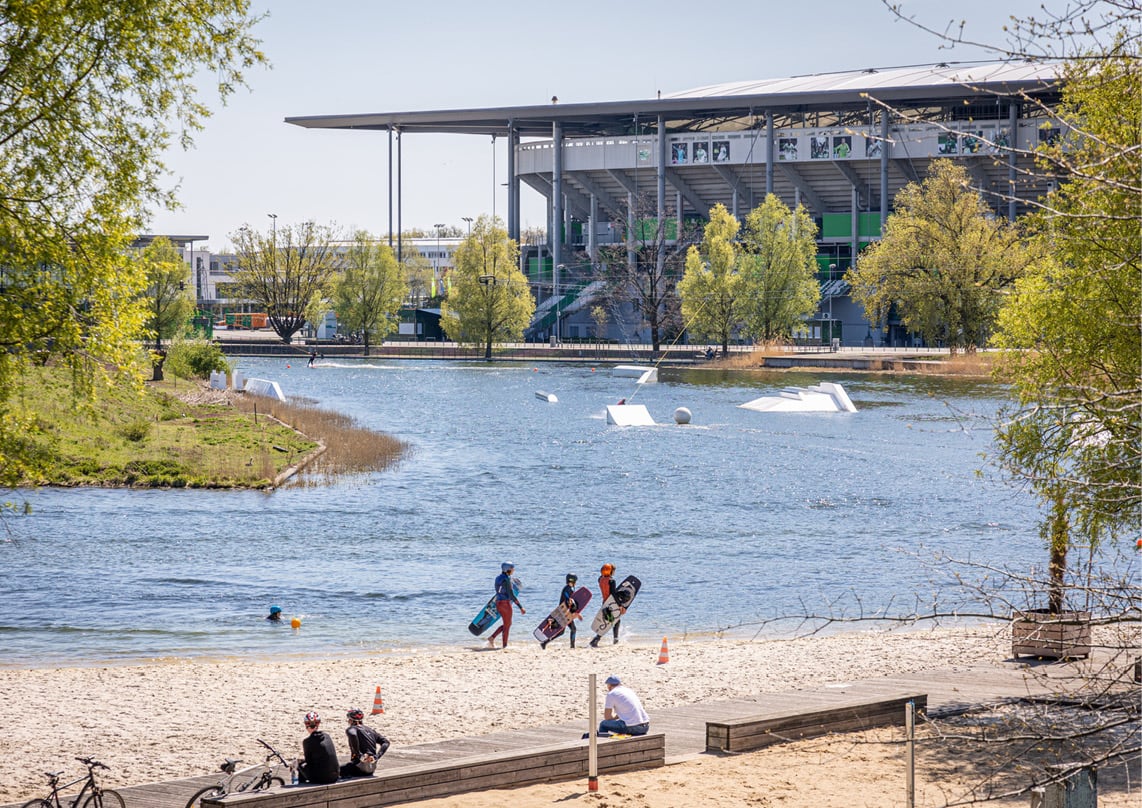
7, 367, 315, 488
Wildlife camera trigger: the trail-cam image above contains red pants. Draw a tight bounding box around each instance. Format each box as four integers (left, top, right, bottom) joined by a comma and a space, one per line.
489, 600, 513, 647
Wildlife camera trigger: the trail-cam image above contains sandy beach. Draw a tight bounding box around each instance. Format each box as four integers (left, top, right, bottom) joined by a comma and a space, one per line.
1, 626, 1135, 806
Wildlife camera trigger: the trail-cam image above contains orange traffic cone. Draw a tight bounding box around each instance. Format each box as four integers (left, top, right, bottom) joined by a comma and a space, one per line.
657, 637, 670, 665
370, 686, 385, 715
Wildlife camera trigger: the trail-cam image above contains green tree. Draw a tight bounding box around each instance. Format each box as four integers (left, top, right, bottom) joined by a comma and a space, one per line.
441, 215, 534, 359
0, 1, 264, 488
738, 195, 820, 342
678, 204, 741, 355
847, 161, 1032, 352
991, 51, 1141, 611
231, 221, 339, 344
331, 232, 407, 356
139, 238, 194, 353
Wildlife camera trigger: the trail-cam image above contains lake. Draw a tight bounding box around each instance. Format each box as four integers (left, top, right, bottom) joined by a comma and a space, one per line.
0, 359, 1046, 666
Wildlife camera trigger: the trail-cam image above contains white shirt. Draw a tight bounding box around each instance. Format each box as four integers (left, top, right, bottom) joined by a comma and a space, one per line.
604, 685, 649, 725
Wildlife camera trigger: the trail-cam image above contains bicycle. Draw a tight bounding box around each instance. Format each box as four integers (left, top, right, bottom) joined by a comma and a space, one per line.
183, 739, 289, 808
22, 756, 125, 808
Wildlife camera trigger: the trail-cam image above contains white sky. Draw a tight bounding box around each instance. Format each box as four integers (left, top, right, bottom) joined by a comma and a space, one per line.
145, 0, 1051, 251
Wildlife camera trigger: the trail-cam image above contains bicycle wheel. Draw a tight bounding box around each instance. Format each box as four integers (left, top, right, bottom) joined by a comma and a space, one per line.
182, 785, 226, 808
21, 799, 53, 808
81, 790, 124, 808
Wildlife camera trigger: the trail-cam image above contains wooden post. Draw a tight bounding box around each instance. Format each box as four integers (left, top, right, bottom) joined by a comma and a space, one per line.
588, 673, 598, 791
905, 700, 915, 808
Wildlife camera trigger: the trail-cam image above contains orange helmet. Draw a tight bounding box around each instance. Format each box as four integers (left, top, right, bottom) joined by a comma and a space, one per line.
600, 563, 615, 576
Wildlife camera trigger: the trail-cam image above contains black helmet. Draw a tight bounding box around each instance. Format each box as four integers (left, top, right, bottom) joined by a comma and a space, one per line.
346, 708, 365, 721
566, 573, 577, 584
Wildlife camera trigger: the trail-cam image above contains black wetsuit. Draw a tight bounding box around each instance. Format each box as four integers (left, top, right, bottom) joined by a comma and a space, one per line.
340, 724, 390, 777
299, 730, 340, 784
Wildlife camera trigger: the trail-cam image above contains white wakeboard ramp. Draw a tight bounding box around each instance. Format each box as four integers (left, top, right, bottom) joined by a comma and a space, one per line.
243, 377, 286, 402
612, 365, 657, 384
739, 382, 857, 413
606, 404, 656, 426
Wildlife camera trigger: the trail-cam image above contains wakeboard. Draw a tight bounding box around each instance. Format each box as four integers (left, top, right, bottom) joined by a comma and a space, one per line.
590, 575, 641, 636
532, 587, 592, 644
468, 576, 521, 636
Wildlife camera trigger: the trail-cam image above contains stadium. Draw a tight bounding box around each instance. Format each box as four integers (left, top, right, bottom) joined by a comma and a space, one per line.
287, 61, 1062, 347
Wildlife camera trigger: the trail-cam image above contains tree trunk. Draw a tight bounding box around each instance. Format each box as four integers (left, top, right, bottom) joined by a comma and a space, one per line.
1048, 491, 1069, 614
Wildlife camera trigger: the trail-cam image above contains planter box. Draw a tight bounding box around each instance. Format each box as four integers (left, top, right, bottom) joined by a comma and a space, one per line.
1012, 609, 1091, 660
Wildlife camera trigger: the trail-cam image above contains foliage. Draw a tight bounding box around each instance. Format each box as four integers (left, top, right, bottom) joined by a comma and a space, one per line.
402, 249, 435, 305
598, 195, 698, 351
331, 231, 407, 356
137, 237, 194, 351
847, 161, 1033, 353
0, 0, 265, 488
678, 204, 742, 354
440, 215, 534, 359
991, 51, 1141, 596
231, 221, 339, 344
738, 195, 821, 342
165, 338, 230, 380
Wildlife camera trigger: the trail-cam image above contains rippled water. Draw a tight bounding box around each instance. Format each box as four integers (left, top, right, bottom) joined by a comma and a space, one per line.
0, 359, 1046, 666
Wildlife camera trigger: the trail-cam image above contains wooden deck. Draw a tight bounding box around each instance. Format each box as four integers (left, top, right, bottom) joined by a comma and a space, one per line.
4, 656, 1091, 808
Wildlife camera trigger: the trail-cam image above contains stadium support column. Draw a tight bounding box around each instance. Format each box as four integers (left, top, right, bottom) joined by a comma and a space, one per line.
657, 115, 666, 258
552, 121, 564, 333
388, 128, 394, 249
626, 191, 635, 267
1007, 102, 1018, 221
507, 122, 519, 242
589, 193, 598, 263
765, 112, 774, 197
397, 127, 403, 263
879, 111, 889, 233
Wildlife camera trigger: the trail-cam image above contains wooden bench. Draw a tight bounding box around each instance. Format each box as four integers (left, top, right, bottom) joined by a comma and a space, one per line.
705, 693, 926, 753
203, 733, 664, 808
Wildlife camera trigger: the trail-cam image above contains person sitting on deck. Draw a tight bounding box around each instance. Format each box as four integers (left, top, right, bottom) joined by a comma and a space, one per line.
297, 712, 340, 784
597, 675, 650, 736
340, 708, 390, 778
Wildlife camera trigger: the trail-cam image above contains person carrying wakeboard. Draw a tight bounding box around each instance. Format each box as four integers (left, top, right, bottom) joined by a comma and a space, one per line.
589, 563, 622, 647
540, 573, 582, 650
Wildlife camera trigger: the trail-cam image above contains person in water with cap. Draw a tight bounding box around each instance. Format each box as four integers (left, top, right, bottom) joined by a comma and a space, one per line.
540, 573, 582, 650
598, 675, 650, 736
266, 605, 283, 622
487, 562, 525, 649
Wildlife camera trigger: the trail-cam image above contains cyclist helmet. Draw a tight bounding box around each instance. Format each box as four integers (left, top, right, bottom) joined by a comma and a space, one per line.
501, 562, 515, 573
566, 573, 578, 585
303, 711, 321, 727
346, 708, 365, 722
600, 563, 615, 576
269, 605, 282, 615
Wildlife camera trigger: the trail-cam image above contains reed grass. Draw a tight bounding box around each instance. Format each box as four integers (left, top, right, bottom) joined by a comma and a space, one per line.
231, 394, 408, 483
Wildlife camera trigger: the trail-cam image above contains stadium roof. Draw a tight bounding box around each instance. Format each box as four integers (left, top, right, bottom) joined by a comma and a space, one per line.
285, 60, 1062, 139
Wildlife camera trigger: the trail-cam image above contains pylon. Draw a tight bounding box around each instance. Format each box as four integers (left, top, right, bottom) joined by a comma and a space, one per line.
657, 637, 670, 665
370, 686, 385, 715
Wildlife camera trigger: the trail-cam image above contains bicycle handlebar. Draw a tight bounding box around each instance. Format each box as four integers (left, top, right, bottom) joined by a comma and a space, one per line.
76, 757, 108, 770
256, 739, 288, 765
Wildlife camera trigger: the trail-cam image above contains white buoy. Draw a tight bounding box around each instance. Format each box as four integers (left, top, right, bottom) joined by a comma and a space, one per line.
535, 390, 558, 403
673, 407, 692, 425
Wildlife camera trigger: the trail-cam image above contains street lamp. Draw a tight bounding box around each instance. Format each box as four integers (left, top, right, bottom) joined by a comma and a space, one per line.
267, 213, 278, 274
478, 274, 497, 360
462, 216, 473, 237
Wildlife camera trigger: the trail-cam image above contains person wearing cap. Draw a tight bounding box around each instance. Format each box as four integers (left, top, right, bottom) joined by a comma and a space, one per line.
339, 708, 390, 778
487, 562, 525, 649
598, 675, 650, 736
266, 605, 283, 622
296, 711, 340, 784
541, 573, 582, 650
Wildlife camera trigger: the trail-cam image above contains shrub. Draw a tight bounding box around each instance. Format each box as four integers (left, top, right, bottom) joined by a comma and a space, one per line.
119, 419, 152, 442
166, 338, 231, 380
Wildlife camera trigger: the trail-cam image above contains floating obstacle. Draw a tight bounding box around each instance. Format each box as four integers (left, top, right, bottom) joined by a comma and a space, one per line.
739, 382, 856, 413
606, 403, 656, 426
535, 390, 558, 403
612, 365, 657, 384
